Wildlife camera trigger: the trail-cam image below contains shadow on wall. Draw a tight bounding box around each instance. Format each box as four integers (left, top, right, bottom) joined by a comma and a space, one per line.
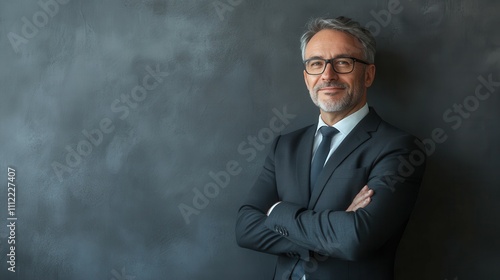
370, 50, 413, 108
395, 147, 496, 280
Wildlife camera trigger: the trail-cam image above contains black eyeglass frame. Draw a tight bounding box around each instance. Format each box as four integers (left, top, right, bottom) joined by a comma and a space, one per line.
303, 57, 371, 75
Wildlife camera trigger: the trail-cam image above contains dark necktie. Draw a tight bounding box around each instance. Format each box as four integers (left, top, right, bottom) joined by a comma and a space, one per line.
310, 126, 338, 190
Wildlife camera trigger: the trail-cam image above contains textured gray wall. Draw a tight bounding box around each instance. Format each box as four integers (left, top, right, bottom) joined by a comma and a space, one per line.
1, 0, 499, 279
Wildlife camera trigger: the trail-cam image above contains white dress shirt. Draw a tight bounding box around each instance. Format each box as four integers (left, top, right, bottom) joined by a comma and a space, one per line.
312, 103, 370, 164
267, 104, 370, 216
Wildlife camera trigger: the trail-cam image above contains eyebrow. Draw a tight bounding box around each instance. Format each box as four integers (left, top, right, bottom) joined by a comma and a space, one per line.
304, 53, 354, 61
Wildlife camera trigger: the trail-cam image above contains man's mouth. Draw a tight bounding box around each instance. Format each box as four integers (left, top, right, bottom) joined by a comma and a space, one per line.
319, 86, 345, 91
318, 86, 346, 95
317, 83, 347, 92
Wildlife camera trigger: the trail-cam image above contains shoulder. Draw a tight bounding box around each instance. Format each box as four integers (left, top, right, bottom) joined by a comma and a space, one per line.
365, 109, 423, 153
266, 124, 316, 156
364, 108, 417, 138
275, 124, 316, 143
281, 124, 316, 138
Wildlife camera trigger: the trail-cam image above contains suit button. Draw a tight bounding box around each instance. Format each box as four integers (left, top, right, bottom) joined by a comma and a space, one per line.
274, 226, 281, 234
273, 225, 288, 236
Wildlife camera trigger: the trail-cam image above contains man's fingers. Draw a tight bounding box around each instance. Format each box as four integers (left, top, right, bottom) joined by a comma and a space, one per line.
353, 186, 373, 204
353, 196, 371, 209
360, 185, 369, 192
346, 185, 374, 212
359, 197, 371, 207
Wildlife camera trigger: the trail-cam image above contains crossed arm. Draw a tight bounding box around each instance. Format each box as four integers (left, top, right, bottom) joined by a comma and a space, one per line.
235, 134, 425, 261
267, 185, 373, 216
236, 185, 374, 261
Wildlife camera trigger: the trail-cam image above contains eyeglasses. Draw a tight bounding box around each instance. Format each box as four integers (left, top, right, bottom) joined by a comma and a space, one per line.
303, 57, 370, 75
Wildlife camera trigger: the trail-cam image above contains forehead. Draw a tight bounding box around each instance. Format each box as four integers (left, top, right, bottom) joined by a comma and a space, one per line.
304, 29, 364, 59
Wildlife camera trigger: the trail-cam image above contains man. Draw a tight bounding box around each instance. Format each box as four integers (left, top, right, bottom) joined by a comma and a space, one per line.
235, 16, 426, 280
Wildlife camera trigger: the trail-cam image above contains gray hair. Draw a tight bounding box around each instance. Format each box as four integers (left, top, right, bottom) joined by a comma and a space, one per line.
300, 17, 376, 63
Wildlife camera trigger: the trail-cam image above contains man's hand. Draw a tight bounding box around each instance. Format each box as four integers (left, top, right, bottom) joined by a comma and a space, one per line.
346, 185, 373, 212
268, 185, 372, 215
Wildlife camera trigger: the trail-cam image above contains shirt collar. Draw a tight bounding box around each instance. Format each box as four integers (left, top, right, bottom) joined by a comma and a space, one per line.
315, 103, 370, 136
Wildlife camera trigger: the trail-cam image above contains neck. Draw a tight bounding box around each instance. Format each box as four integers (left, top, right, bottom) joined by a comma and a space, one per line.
320, 102, 366, 126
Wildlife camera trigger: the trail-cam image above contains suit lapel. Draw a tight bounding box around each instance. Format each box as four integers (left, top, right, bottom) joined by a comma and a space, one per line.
294, 125, 316, 205
308, 109, 381, 209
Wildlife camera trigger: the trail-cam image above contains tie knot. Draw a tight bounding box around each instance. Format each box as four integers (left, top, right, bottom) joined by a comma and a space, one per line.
319, 126, 338, 138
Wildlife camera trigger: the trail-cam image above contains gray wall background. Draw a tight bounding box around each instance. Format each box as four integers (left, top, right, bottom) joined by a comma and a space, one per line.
1, 0, 499, 279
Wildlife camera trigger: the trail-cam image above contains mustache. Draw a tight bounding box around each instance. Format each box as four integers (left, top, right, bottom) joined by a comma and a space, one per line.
314, 82, 348, 91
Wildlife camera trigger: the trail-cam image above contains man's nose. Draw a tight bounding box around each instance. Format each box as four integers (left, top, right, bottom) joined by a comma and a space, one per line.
321, 62, 339, 80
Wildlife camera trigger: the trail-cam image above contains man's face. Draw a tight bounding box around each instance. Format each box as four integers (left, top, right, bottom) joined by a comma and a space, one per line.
303, 29, 375, 114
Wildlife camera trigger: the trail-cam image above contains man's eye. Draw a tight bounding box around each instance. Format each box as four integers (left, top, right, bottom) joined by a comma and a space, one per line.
335, 59, 352, 66
310, 61, 324, 67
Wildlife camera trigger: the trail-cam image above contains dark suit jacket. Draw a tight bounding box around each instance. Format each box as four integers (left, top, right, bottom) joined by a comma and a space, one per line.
235, 108, 426, 280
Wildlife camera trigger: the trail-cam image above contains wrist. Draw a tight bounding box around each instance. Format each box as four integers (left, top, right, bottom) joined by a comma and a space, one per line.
267, 201, 281, 216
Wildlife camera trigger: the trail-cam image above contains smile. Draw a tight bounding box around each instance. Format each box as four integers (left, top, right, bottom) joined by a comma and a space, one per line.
318, 87, 346, 94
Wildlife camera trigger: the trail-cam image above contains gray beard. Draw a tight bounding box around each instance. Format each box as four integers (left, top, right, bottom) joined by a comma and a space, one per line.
312, 92, 353, 112
310, 81, 363, 112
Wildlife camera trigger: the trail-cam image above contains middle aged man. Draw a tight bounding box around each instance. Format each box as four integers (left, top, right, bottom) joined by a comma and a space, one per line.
235, 16, 426, 280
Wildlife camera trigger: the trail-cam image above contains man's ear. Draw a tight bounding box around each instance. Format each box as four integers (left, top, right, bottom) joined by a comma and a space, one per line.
364, 64, 376, 87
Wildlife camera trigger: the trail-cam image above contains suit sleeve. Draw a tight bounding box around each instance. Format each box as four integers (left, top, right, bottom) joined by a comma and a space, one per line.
263, 134, 426, 261
235, 136, 311, 261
